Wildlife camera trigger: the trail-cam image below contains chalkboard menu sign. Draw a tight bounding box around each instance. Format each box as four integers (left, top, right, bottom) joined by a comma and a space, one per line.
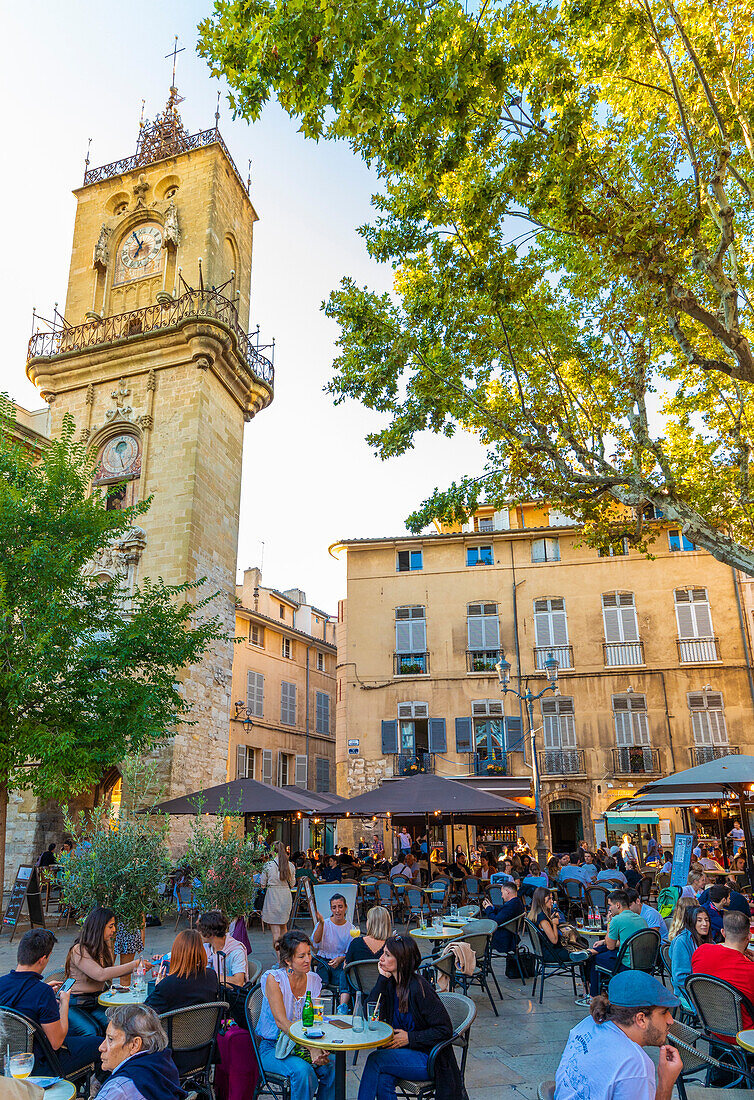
2, 864, 45, 940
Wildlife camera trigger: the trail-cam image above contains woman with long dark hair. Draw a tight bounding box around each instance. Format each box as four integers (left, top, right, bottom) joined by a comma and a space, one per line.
669, 904, 712, 1011
357, 935, 461, 1100
65, 906, 143, 1035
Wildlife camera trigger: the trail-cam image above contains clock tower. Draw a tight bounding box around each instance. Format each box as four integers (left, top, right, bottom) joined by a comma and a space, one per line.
25, 88, 274, 814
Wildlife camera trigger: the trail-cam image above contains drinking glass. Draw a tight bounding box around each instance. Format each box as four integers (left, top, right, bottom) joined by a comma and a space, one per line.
433, 916, 443, 932
313, 1000, 324, 1024
10, 1053, 34, 1079
367, 1001, 379, 1031
450, 903, 458, 918
575, 916, 584, 930
352, 993, 364, 1032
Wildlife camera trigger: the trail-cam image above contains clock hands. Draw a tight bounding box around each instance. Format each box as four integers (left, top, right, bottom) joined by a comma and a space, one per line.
131, 230, 143, 257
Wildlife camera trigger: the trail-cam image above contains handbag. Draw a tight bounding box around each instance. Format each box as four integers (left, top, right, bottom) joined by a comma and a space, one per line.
274, 1030, 312, 1064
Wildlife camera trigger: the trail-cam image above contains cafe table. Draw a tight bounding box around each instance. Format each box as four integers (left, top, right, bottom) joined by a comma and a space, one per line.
410, 926, 463, 950
98, 987, 148, 1007
28, 1081, 75, 1100
290, 1015, 393, 1100
578, 927, 608, 938
736, 1029, 754, 1053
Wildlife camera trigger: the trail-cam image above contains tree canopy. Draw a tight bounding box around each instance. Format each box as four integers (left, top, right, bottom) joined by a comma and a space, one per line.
200, 0, 754, 570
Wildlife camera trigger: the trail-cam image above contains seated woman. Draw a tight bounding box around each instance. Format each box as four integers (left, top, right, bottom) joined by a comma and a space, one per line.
528, 888, 592, 1005
624, 859, 644, 890
477, 853, 494, 882
65, 906, 143, 1036
146, 929, 220, 1014
197, 910, 249, 987
255, 930, 335, 1100
345, 906, 390, 966
358, 935, 461, 1100
669, 903, 711, 1013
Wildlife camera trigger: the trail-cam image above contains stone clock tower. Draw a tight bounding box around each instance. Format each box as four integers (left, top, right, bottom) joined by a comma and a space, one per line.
24, 89, 274, 817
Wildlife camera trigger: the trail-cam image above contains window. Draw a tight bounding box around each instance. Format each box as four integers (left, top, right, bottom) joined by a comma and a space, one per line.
281, 681, 296, 725
533, 598, 568, 648
675, 588, 713, 638
316, 651, 325, 672
466, 545, 493, 566
612, 694, 650, 747
688, 691, 728, 746
261, 748, 273, 785
669, 529, 696, 552
279, 603, 285, 618
397, 549, 423, 572
396, 701, 429, 755
316, 756, 331, 793
477, 517, 495, 533
467, 603, 500, 650
471, 699, 504, 760
295, 754, 308, 789
282, 637, 293, 660
395, 606, 427, 673
316, 691, 331, 734
250, 623, 264, 648
235, 745, 254, 779
541, 697, 576, 750
246, 671, 264, 718
278, 752, 290, 785
531, 538, 560, 563
598, 538, 629, 557
601, 592, 639, 643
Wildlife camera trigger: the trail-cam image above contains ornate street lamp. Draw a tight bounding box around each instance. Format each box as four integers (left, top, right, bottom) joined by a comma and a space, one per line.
234, 700, 254, 735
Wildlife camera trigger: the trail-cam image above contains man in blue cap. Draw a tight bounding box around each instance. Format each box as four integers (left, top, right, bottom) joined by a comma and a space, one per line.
555, 971, 683, 1099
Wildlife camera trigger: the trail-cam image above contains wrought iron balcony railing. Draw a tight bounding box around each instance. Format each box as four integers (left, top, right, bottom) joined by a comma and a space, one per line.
534, 645, 574, 671
394, 753, 435, 776
27, 289, 274, 389
603, 640, 645, 667
466, 649, 503, 673
538, 748, 586, 776
611, 746, 661, 775
469, 750, 507, 776
692, 745, 739, 766
393, 652, 429, 676
677, 637, 721, 663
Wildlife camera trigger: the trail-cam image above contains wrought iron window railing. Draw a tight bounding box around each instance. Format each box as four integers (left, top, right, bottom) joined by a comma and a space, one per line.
393, 652, 429, 676
611, 746, 661, 775
466, 649, 502, 673
394, 753, 435, 776
534, 645, 573, 670
603, 641, 645, 667
677, 637, 721, 663
538, 749, 585, 776
27, 289, 274, 389
692, 745, 739, 766
469, 750, 507, 776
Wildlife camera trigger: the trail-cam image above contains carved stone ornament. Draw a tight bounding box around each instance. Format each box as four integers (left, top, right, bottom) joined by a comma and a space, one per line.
82, 526, 147, 582
93, 224, 111, 270
147, 369, 156, 391
137, 413, 154, 430
86, 383, 94, 406
164, 199, 180, 249
106, 378, 133, 422
194, 355, 211, 371
133, 173, 149, 207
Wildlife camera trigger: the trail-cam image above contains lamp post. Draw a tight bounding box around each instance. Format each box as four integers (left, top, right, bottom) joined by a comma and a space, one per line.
234, 700, 254, 735
496, 652, 559, 868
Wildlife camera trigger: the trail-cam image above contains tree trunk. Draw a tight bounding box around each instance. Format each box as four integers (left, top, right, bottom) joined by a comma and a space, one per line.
0, 779, 7, 914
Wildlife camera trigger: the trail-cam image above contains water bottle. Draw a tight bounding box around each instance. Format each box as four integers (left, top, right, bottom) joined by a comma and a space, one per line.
135, 958, 145, 994
302, 991, 314, 1028
352, 992, 364, 1032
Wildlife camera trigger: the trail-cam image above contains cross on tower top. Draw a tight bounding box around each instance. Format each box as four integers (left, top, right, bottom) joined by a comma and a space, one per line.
165, 35, 186, 90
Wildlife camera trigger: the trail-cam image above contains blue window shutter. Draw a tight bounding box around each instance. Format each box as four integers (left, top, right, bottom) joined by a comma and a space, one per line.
455, 717, 473, 753
428, 718, 447, 753
504, 716, 523, 751
381, 720, 398, 754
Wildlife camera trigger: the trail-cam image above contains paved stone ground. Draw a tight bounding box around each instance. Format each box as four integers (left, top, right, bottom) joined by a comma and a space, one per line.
1, 916, 751, 1098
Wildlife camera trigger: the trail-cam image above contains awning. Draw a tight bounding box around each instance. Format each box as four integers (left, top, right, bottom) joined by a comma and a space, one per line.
636, 755, 754, 797
606, 810, 659, 826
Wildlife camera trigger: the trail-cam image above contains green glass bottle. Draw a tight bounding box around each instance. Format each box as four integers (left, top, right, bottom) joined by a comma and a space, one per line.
302, 991, 314, 1028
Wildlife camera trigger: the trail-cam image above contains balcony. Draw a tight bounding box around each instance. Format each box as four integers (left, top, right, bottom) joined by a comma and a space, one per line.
466, 649, 502, 673
27, 289, 275, 390
538, 749, 586, 776
394, 752, 435, 776
677, 637, 721, 663
692, 745, 739, 766
534, 645, 573, 671
469, 750, 507, 776
393, 652, 429, 676
611, 746, 661, 775
603, 641, 645, 667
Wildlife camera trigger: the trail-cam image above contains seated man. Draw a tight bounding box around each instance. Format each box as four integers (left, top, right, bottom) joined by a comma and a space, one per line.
0, 929, 101, 1079
701, 883, 729, 942
698, 847, 724, 872
595, 857, 627, 886
482, 881, 524, 952
555, 970, 682, 1100
319, 855, 343, 883
692, 908, 754, 1035
197, 911, 248, 987
627, 888, 669, 943
587, 890, 648, 996
312, 893, 355, 1006
96, 1004, 185, 1100
698, 879, 751, 918
559, 851, 589, 887
389, 852, 421, 884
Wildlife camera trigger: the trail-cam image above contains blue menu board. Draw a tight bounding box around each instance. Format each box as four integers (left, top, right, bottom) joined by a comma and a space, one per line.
670, 833, 694, 888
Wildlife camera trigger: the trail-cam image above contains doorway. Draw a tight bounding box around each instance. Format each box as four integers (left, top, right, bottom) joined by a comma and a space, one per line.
549, 798, 584, 852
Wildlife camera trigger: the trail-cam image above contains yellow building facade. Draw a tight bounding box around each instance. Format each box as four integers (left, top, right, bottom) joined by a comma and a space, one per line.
335, 505, 754, 852
230, 569, 337, 796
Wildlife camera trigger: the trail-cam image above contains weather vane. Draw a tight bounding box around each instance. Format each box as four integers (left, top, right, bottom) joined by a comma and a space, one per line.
165, 35, 186, 88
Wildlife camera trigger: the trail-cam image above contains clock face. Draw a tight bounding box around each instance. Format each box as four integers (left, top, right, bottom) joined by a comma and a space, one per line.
113, 222, 163, 285
99, 434, 140, 478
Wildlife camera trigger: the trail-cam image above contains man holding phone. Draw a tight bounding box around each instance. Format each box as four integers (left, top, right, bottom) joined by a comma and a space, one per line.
0, 929, 102, 1077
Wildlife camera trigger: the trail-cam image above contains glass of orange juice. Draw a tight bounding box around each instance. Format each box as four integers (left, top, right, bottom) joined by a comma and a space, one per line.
350, 927, 361, 938
10, 1053, 34, 1079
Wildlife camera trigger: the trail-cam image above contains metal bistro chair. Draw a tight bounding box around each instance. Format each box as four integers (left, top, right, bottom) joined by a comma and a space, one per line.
158, 1001, 228, 1096
174, 885, 200, 930
594, 928, 661, 992
358, 875, 380, 919
669, 1019, 754, 1096
395, 992, 476, 1100
684, 973, 754, 1076
585, 884, 610, 922
562, 878, 587, 919
245, 984, 291, 1100
404, 886, 430, 931
520, 918, 584, 1005
423, 881, 449, 916
0, 1006, 96, 1092
248, 957, 263, 986
434, 920, 502, 1015
485, 884, 504, 908
375, 879, 399, 920
344, 958, 381, 999
462, 877, 482, 904
659, 941, 672, 987
491, 912, 527, 985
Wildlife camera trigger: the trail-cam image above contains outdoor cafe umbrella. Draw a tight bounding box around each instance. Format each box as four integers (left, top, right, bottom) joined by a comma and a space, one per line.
635, 755, 754, 884
147, 777, 323, 816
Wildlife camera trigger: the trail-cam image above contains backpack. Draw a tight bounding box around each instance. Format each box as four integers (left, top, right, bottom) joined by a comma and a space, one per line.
657, 885, 680, 918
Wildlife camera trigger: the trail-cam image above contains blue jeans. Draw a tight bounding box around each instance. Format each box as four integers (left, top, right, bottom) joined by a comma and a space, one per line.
357, 1047, 430, 1100
317, 958, 350, 995
258, 1038, 336, 1100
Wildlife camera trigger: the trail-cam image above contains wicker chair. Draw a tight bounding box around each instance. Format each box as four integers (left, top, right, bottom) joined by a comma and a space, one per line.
394, 992, 476, 1100
457, 904, 479, 919
344, 958, 382, 999
520, 918, 584, 1005
593, 927, 661, 992
537, 1084, 555, 1100
245, 984, 291, 1100
174, 885, 200, 930
375, 879, 399, 919
431, 924, 501, 1015
585, 885, 610, 921
404, 886, 430, 931
561, 878, 587, 918
248, 957, 263, 986
0, 1006, 96, 1091
684, 972, 754, 1073
491, 912, 527, 984
669, 1018, 754, 1095
158, 1001, 228, 1094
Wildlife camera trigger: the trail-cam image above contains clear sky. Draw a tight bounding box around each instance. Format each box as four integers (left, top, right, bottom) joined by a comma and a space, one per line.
1, 1, 485, 612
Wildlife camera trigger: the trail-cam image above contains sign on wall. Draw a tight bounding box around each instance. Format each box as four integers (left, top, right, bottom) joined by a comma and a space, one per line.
670, 833, 694, 888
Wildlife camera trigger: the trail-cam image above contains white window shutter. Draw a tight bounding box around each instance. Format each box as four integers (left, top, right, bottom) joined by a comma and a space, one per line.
396, 620, 412, 652
482, 614, 500, 648
620, 603, 639, 642
262, 749, 273, 785
467, 615, 484, 649
693, 594, 713, 636
236, 745, 247, 779
691, 710, 710, 745
561, 712, 577, 748
603, 605, 622, 643
493, 509, 509, 531
675, 596, 696, 639
410, 617, 426, 651
543, 712, 561, 749
295, 754, 308, 789
277, 752, 284, 785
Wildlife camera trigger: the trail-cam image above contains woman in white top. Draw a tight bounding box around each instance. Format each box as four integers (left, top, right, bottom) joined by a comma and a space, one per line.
262, 840, 296, 945
255, 930, 335, 1100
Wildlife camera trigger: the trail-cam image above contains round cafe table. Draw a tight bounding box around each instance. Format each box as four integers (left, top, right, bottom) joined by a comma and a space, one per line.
290, 1016, 393, 1100
736, 1029, 754, 1053
578, 928, 608, 937
29, 1082, 75, 1100
410, 927, 463, 949
99, 987, 148, 1007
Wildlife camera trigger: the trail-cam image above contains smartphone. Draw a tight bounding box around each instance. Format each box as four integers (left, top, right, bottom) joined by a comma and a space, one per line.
326, 1019, 353, 1030
58, 977, 76, 995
